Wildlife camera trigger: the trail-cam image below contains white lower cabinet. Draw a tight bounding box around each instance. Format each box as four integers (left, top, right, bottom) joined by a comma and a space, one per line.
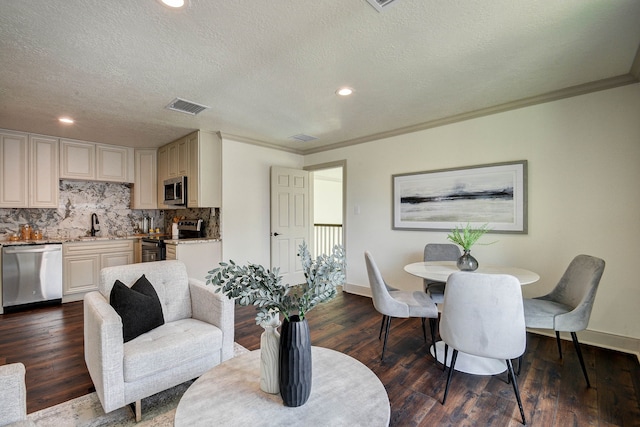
63, 240, 134, 302
165, 240, 221, 281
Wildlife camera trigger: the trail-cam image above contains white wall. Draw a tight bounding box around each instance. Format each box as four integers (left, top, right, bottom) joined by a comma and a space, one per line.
221, 137, 303, 266
304, 84, 640, 353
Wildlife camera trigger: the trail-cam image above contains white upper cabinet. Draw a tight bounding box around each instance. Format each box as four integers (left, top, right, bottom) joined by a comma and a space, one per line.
96, 144, 132, 183
165, 136, 188, 179
177, 137, 189, 176
157, 145, 169, 209
0, 130, 58, 208
29, 134, 59, 208
60, 139, 95, 180
60, 139, 133, 183
187, 130, 221, 208
0, 131, 29, 207
131, 149, 157, 209
158, 130, 221, 209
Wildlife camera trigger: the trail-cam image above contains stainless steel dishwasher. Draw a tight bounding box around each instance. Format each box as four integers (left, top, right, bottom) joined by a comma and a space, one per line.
2, 243, 63, 312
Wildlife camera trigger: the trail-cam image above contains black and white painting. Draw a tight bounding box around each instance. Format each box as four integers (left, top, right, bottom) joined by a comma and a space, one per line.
392, 160, 527, 233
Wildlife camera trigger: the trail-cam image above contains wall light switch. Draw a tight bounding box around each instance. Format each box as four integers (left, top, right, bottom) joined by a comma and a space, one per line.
354, 205, 361, 215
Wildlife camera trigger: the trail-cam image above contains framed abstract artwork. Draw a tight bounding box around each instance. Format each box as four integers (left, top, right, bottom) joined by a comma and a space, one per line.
392, 160, 527, 233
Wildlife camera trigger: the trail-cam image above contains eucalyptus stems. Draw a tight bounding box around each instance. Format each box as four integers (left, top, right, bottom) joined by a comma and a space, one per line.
206, 242, 346, 324
447, 223, 494, 251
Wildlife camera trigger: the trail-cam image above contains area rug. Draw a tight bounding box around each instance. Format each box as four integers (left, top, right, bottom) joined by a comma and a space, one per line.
27, 343, 250, 426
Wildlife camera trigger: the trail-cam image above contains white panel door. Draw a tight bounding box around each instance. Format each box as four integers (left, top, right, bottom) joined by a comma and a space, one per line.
270, 166, 310, 286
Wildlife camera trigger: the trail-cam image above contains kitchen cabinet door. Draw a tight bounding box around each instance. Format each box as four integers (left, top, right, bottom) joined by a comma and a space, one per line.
96, 144, 132, 183
0, 131, 28, 207
177, 137, 189, 176
63, 254, 100, 295
132, 149, 157, 209
187, 130, 221, 208
63, 240, 134, 302
101, 251, 133, 268
167, 142, 178, 178
165, 244, 177, 260
29, 135, 59, 208
60, 139, 95, 180
157, 145, 169, 209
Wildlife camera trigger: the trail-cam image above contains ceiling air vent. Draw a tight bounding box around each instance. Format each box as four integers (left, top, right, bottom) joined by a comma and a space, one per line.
165, 98, 210, 115
366, 0, 399, 12
289, 134, 319, 142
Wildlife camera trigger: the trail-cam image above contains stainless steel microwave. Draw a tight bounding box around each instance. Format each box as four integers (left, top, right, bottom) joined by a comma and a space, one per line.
163, 176, 186, 205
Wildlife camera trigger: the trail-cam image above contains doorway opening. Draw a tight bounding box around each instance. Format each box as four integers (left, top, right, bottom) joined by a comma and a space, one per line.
306, 161, 345, 257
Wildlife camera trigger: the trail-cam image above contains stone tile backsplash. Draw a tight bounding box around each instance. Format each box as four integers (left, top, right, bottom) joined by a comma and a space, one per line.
0, 180, 219, 240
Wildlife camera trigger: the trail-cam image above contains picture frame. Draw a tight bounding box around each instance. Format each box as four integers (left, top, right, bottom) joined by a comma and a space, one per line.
392, 160, 527, 233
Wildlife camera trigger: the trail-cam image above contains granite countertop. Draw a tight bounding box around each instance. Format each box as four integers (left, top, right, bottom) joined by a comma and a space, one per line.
1, 235, 142, 246
0, 235, 221, 246
163, 237, 221, 245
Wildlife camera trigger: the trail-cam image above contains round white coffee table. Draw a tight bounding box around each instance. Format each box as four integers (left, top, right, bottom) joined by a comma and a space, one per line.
174, 346, 390, 426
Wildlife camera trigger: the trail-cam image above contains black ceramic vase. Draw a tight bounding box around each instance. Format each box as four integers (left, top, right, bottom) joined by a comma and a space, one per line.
457, 250, 479, 271
279, 315, 312, 407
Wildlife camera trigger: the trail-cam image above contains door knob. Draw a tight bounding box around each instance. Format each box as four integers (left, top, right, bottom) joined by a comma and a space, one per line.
272, 232, 281, 237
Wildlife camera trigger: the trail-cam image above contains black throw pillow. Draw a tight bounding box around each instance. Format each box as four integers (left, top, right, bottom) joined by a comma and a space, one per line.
110, 274, 165, 343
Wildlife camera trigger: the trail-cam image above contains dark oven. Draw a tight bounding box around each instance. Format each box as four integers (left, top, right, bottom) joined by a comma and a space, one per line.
141, 238, 165, 262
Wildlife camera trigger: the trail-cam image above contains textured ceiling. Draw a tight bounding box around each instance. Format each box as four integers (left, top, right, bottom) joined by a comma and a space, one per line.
1, 0, 639, 154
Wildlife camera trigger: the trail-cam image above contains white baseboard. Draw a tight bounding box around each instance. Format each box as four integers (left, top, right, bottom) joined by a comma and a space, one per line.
343, 283, 640, 363
343, 283, 371, 297
528, 328, 640, 362
62, 293, 84, 303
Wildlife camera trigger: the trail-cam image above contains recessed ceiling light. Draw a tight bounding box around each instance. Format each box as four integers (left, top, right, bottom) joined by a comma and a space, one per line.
59, 117, 74, 124
159, 0, 186, 8
336, 87, 354, 96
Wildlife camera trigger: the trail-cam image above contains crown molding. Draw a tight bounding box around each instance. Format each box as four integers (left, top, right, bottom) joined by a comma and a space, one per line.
301, 74, 639, 155
219, 133, 304, 155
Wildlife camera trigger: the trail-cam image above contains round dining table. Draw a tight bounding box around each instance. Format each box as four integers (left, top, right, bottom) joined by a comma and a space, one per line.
403, 261, 540, 285
404, 260, 539, 375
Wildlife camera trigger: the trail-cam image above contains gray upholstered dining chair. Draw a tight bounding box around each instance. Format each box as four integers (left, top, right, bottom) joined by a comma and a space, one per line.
522, 254, 605, 387
440, 272, 527, 425
364, 251, 439, 361
423, 243, 461, 304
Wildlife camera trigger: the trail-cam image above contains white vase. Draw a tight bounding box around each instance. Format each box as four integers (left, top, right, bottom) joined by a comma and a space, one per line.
259, 317, 281, 394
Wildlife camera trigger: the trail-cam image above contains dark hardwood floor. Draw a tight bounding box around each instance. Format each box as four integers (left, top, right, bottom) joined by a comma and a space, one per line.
1, 291, 639, 426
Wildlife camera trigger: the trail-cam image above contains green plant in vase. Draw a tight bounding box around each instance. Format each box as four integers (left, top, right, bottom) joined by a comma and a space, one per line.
205, 242, 346, 324
446, 223, 495, 271
206, 242, 346, 406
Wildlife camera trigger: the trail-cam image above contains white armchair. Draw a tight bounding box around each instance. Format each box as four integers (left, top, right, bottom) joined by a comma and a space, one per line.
84, 260, 234, 420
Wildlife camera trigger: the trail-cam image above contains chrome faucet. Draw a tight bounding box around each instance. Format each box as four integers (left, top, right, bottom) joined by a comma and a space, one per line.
90, 213, 100, 236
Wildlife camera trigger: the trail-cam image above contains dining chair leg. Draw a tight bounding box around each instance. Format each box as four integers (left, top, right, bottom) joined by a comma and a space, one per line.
571, 332, 591, 388
429, 318, 436, 346
555, 331, 563, 359
378, 315, 387, 340
421, 318, 427, 342
517, 355, 523, 376
443, 343, 449, 371
506, 359, 526, 425
442, 349, 458, 405
381, 316, 392, 361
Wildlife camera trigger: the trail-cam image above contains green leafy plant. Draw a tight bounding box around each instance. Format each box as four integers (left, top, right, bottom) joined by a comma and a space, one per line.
447, 223, 495, 251
206, 242, 346, 324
